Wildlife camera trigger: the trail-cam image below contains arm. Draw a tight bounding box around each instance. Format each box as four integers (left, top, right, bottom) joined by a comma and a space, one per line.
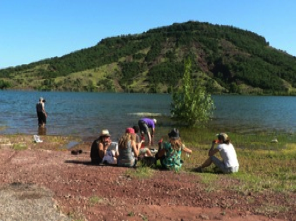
151, 127, 155, 137
147, 131, 152, 146
98, 142, 107, 159
132, 140, 139, 157
182, 146, 192, 154
208, 142, 219, 156
136, 140, 144, 149
42, 103, 47, 117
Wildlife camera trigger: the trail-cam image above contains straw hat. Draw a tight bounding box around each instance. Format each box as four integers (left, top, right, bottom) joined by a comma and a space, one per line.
100, 129, 111, 137
217, 133, 228, 142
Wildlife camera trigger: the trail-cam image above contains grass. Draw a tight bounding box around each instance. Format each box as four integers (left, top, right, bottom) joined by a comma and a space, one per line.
12, 143, 27, 150
170, 127, 296, 193
88, 195, 105, 206
125, 165, 155, 179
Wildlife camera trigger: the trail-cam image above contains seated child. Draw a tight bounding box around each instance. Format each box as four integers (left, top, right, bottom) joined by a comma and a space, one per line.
155, 128, 192, 171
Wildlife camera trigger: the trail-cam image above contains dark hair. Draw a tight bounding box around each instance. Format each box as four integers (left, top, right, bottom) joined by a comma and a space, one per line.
218, 135, 230, 145
43, 99, 46, 103
133, 125, 139, 133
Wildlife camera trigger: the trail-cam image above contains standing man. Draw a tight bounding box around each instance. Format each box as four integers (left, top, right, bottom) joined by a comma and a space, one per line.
36, 97, 47, 127
138, 118, 157, 147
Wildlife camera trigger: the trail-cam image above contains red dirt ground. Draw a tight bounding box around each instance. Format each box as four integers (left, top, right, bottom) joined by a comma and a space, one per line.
0, 135, 295, 221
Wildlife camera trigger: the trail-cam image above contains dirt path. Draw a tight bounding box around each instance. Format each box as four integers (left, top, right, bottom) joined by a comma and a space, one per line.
0, 135, 294, 220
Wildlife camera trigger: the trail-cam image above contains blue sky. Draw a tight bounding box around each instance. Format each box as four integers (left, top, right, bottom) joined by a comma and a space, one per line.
1, 0, 295, 69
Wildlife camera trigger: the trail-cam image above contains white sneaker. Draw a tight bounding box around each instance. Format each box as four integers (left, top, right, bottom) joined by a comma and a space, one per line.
34, 135, 43, 143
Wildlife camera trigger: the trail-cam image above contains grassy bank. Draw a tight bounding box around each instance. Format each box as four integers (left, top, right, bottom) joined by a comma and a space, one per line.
2, 128, 296, 195
177, 127, 296, 193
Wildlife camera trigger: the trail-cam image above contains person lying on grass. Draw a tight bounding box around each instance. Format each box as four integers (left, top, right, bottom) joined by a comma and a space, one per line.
154, 128, 192, 172
195, 133, 239, 174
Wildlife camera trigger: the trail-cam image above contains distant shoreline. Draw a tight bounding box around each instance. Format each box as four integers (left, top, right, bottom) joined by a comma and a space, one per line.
2, 88, 296, 96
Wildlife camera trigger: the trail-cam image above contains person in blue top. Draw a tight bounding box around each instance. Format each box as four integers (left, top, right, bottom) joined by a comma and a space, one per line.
154, 128, 192, 172
138, 118, 157, 147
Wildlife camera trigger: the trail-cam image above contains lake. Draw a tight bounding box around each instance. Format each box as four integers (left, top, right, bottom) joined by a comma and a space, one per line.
0, 91, 296, 142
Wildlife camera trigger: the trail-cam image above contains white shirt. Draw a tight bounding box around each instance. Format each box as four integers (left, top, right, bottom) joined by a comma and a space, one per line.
216, 143, 239, 168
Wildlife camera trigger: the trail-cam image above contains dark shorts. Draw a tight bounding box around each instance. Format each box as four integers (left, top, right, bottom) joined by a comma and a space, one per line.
37, 112, 46, 125
138, 120, 149, 135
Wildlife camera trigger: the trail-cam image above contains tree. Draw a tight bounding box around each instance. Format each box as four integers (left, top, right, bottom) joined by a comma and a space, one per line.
171, 58, 214, 126
0, 80, 12, 89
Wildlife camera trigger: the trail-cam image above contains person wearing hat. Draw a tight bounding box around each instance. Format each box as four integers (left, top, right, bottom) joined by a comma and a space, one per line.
195, 133, 239, 173
138, 118, 157, 147
36, 97, 47, 127
154, 128, 192, 171
90, 129, 117, 165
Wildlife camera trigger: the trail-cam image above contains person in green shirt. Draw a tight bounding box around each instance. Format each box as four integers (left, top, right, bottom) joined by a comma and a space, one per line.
154, 128, 192, 171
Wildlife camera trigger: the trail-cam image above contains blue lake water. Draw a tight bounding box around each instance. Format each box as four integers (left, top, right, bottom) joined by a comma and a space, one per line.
1, 91, 296, 141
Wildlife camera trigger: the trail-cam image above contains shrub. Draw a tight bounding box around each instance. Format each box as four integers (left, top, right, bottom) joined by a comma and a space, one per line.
171, 58, 214, 126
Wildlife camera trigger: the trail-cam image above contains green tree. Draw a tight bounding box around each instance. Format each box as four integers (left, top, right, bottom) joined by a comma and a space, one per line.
0, 80, 11, 89
171, 58, 214, 126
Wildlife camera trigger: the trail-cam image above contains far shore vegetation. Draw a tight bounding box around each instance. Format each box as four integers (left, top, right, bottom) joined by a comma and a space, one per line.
1, 21, 296, 95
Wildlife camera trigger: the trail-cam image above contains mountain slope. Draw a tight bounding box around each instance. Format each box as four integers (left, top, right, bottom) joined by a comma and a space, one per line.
1, 21, 296, 95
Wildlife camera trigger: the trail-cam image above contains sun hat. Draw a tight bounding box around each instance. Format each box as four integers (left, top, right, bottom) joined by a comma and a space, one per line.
217, 133, 228, 142
153, 119, 157, 124
100, 129, 111, 137
168, 128, 180, 140
125, 127, 135, 134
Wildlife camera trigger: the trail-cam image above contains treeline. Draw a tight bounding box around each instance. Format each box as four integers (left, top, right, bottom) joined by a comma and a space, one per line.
1, 21, 296, 94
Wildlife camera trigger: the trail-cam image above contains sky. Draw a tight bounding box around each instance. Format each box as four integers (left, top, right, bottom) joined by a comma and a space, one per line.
1, 0, 296, 69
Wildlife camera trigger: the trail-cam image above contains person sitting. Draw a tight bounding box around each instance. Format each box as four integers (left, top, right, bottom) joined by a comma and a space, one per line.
195, 133, 239, 174
90, 129, 118, 165
117, 128, 140, 167
154, 128, 192, 171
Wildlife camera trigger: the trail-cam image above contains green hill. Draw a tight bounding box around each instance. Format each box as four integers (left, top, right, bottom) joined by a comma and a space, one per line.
1, 21, 296, 95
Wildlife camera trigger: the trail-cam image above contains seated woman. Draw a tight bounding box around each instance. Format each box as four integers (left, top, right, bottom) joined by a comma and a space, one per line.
195, 133, 239, 174
117, 128, 140, 167
155, 128, 192, 172
90, 129, 118, 165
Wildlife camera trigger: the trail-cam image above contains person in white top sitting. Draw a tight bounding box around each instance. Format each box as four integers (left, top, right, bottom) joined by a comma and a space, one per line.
196, 133, 239, 174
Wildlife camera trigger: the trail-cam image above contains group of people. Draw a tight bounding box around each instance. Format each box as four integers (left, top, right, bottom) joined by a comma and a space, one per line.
90, 117, 240, 173
90, 125, 153, 168
36, 97, 239, 173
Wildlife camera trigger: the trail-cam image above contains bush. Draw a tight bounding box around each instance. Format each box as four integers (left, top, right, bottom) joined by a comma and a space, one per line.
171, 58, 214, 126
0, 79, 12, 89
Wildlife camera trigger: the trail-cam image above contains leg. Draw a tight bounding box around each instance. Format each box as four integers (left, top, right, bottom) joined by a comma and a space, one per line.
146, 149, 152, 157
196, 157, 213, 172
155, 148, 165, 159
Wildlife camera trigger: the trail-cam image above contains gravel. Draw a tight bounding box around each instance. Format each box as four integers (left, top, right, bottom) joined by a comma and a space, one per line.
0, 183, 69, 221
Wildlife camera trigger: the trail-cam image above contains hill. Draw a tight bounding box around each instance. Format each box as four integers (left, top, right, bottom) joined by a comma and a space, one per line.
1, 21, 296, 95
